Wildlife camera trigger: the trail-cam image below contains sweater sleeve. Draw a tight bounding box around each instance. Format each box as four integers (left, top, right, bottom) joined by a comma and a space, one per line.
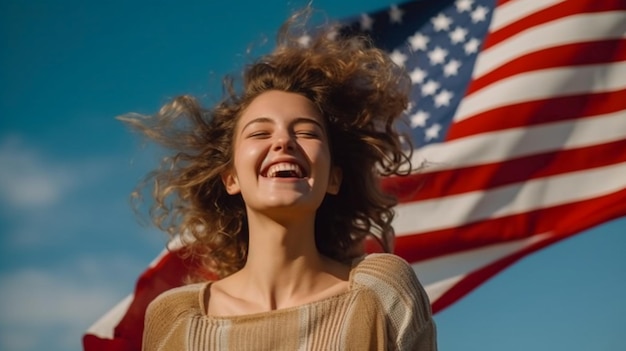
142, 283, 205, 351
352, 253, 438, 351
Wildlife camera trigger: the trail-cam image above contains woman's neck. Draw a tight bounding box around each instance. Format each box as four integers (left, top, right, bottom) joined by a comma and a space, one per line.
245, 211, 319, 282
233, 210, 348, 311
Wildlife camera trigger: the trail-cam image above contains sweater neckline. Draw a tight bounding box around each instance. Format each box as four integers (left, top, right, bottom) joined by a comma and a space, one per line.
198, 255, 368, 320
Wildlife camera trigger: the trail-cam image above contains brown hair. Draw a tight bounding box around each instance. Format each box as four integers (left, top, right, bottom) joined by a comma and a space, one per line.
121, 15, 413, 278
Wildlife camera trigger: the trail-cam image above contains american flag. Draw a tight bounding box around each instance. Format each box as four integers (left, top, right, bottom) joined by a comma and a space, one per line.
83, 0, 626, 349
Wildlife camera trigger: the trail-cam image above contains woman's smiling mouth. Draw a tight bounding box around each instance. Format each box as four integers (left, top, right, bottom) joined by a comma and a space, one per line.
263, 162, 306, 178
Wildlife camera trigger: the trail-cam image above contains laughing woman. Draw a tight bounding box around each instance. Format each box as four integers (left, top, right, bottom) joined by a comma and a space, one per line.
123, 14, 437, 351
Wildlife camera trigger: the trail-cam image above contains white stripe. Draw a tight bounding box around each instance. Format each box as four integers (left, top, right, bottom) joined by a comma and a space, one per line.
475, 11, 626, 79
414, 233, 549, 285
411, 109, 626, 173
394, 161, 626, 235
297, 307, 310, 351
491, 0, 564, 32
422, 275, 463, 305
417, 233, 550, 302
455, 62, 626, 122
86, 294, 133, 338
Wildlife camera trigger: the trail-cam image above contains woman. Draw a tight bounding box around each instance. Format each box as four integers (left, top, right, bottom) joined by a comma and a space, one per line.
124, 14, 437, 351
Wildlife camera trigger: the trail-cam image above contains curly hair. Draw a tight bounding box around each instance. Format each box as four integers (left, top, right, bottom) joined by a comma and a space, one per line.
120, 15, 413, 278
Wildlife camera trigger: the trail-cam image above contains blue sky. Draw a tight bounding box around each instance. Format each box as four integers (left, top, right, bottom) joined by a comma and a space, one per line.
1, 1, 624, 350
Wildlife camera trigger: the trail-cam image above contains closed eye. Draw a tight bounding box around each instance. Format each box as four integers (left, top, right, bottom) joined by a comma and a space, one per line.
295, 130, 320, 138
247, 131, 271, 139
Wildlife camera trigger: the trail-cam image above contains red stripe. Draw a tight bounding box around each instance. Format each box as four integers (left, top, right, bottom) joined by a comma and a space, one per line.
447, 88, 626, 140
431, 198, 626, 313
466, 39, 626, 96
394, 186, 626, 262
484, 0, 625, 50
430, 232, 561, 313
83, 335, 134, 351
384, 139, 626, 202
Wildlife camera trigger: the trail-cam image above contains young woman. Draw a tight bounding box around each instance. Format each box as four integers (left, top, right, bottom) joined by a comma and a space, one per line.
124, 15, 437, 351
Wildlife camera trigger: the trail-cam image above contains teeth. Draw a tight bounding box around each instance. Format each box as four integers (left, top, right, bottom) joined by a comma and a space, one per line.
266, 162, 303, 178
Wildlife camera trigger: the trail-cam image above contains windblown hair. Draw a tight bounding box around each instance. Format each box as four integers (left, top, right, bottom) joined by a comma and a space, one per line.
121, 15, 413, 278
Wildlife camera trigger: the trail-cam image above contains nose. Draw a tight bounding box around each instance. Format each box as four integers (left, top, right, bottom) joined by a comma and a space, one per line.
272, 132, 296, 152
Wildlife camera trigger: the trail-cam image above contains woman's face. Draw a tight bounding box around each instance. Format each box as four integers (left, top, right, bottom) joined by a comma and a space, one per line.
222, 90, 341, 216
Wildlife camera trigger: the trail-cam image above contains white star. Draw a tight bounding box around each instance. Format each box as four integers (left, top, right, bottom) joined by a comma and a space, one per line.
443, 59, 462, 77
421, 79, 440, 96
410, 67, 427, 84
427, 46, 448, 65
425, 123, 442, 141
471, 6, 489, 23
408, 32, 429, 51
410, 110, 430, 128
455, 0, 474, 12
298, 35, 311, 47
360, 13, 374, 31
449, 26, 468, 44
464, 38, 481, 54
431, 13, 452, 32
389, 4, 404, 24
434, 89, 454, 107
389, 49, 408, 67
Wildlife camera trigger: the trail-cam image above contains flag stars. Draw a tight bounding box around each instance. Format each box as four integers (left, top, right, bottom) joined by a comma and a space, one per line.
449, 26, 468, 44
428, 46, 448, 65
434, 89, 454, 107
410, 67, 427, 84
471, 6, 489, 23
425, 123, 442, 141
455, 0, 474, 12
408, 32, 429, 51
410, 110, 429, 128
431, 13, 452, 31
389, 4, 404, 24
360, 13, 374, 31
390, 49, 408, 67
421, 79, 440, 96
443, 59, 462, 76
464, 38, 481, 54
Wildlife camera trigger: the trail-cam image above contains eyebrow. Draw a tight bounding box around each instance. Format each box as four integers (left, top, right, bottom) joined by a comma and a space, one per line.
240, 116, 325, 134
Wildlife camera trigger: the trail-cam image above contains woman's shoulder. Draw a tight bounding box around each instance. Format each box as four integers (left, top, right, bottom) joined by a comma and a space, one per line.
351, 253, 417, 282
145, 282, 208, 319
351, 253, 435, 347
142, 283, 211, 349
351, 253, 431, 314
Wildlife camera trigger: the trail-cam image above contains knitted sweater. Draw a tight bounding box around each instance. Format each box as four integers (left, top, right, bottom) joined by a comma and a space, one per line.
143, 253, 437, 351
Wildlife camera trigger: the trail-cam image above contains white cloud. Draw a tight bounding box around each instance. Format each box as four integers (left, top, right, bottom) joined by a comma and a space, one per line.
0, 270, 119, 325
0, 134, 134, 248
0, 255, 146, 351
0, 134, 120, 211
0, 135, 74, 209
0, 134, 160, 351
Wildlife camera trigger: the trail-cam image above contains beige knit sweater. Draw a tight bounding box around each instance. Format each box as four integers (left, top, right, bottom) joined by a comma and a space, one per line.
143, 253, 437, 350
